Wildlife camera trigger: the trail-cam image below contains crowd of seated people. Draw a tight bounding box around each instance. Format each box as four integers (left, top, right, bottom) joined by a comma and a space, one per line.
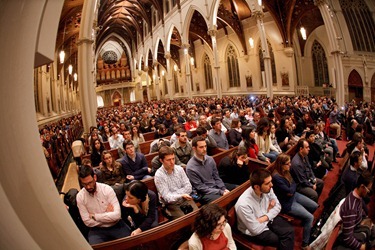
56, 95, 375, 248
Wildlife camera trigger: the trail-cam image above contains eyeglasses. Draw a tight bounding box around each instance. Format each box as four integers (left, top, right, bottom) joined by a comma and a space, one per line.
216, 219, 227, 228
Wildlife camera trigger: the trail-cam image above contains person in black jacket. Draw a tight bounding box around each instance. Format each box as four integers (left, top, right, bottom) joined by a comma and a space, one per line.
218, 147, 249, 185
306, 130, 332, 179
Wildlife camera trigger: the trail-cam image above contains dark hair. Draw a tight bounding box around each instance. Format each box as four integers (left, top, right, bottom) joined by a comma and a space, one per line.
210, 117, 221, 127
231, 118, 240, 129
124, 180, 148, 202
158, 146, 175, 160
273, 154, 292, 183
242, 126, 256, 149
230, 146, 248, 165
356, 171, 373, 189
193, 203, 227, 238
349, 151, 361, 166
256, 117, 270, 135
192, 136, 206, 147
123, 140, 134, 149
91, 139, 105, 154
297, 138, 308, 152
78, 165, 95, 179
279, 116, 290, 129
250, 168, 271, 188
175, 128, 186, 136
196, 126, 207, 136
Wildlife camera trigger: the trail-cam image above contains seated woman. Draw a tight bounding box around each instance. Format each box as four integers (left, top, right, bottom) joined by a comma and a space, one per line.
239, 126, 264, 163
269, 121, 282, 155
101, 125, 111, 142
121, 181, 158, 236
131, 125, 145, 153
91, 139, 105, 167
99, 150, 126, 185
255, 117, 279, 163
189, 203, 236, 250
218, 147, 250, 185
272, 154, 318, 250
228, 118, 242, 147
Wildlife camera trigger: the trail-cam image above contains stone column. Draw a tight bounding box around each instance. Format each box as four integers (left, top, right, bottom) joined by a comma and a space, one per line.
77, 0, 97, 133
208, 27, 222, 98
165, 52, 173, 99
144, 66, 150, 101
182, 44, 193, 99
153, 61, 161, 100
314, 0, 344, 106
254, 9, 273, 99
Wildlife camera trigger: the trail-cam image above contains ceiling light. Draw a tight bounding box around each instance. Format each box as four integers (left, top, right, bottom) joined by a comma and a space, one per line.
300, 27, 307, 40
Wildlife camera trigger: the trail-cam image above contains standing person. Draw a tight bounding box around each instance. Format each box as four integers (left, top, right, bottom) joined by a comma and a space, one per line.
235, 168, 294, 250
335, 171, 374, 250
272, 154, 318, 249
76, 165, 131, 244
189, 203, 236, 250
121, 181, 158, 236
186, 136, 234, 204
290, 139, 324, 202
154, 146, 198, 219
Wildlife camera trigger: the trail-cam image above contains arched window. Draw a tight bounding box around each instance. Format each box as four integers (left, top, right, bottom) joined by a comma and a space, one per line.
312, 40, 329, 87
164, 0, 170, 14
258, 40, 277, 85
203, 54, 213, 90
226, 45, 240, 88
340, 0, 375, 52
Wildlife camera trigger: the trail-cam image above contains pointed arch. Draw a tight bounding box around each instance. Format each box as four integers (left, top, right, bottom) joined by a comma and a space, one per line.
226, 44, 240, 88
166, 24, 182, 52
312, 40, 329, 87
181, 6, 209, 45
348, 69, 363, 101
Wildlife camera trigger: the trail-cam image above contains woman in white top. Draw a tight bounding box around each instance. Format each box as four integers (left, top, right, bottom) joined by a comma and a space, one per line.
189, 204, 236, 250
254, 117, 279, 163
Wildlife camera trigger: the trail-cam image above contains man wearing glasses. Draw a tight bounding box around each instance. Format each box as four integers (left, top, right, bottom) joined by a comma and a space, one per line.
76, 165, 130, 244
336, 171, 374, 250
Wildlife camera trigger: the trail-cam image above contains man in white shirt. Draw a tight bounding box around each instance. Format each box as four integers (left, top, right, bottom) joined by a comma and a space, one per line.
76, 165, 130, 244
154, 146, 198, 219
235, 168, 294, 250
108, 126, 124, 152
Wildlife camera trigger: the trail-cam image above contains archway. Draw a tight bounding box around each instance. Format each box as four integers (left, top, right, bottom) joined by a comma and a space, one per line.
371, 73, 375, 102
347, 70, 363, 102
112, 90, 122, 106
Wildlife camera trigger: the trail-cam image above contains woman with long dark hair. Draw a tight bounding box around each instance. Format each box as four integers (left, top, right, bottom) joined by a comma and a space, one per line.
255, 117, 279, 163
272, 154, 318, 249
90, 139, 105, 167
218, 147, 250, 185
239, 126, 259, 161
122, 180, 158, 236
99, 150, 125, 185
228, 118, 242, 147
189, 203, 236, 250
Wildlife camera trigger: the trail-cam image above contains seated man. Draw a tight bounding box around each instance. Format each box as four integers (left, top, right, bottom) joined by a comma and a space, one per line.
154, 146, 198, 219
171, 128, 194, 167
235, 168, 294, 250
118, 141, 151, 182
291, 139, 324, 202
108, 126, 124, 155
208, 117, 229, 150
76, 165, 131, 244
335, 171, 374, 250
196, 126, 217, 150
186, 136, 235, 204
341, 151, 362, 195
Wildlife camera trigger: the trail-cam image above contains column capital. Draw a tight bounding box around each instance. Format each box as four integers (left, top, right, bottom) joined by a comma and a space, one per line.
253, 10, 264, 20
314, 0, 326, 6
181, 43, 190, 49
164, 52, 171, 59
153, 60, 159, 67
144, 66, 149, 71
77, 37, 94, 46
208, 28, 217, 37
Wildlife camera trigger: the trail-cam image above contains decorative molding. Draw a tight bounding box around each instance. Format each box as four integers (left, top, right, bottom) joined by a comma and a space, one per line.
76, 38, 94, 46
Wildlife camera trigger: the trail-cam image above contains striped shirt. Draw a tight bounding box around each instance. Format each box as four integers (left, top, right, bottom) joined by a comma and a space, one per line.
339, 191, 366, 249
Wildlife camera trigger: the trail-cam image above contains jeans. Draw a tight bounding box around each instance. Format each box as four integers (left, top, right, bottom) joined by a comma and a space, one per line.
88, 219, 131, 244
330, 138, 339, 156
264, 151, 279, 163
288, 192, 318, 245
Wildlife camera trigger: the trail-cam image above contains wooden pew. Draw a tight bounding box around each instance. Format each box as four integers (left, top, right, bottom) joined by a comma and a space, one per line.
212, 147, 238, 166
143, 131, 155, 141
145, 152, 158, 168
92, 181, 250, 250
139, 136, 171, 155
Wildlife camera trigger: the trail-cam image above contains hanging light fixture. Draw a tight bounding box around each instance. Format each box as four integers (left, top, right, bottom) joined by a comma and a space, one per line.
68, 64, 73, 75
73, 52, 78, 81
300, 26, 307, 40
257, 0, 262, 6
73, 72, 78, 81
190, 57, 194, 66
68, 36, 73, 75
59, 22, 66, 64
